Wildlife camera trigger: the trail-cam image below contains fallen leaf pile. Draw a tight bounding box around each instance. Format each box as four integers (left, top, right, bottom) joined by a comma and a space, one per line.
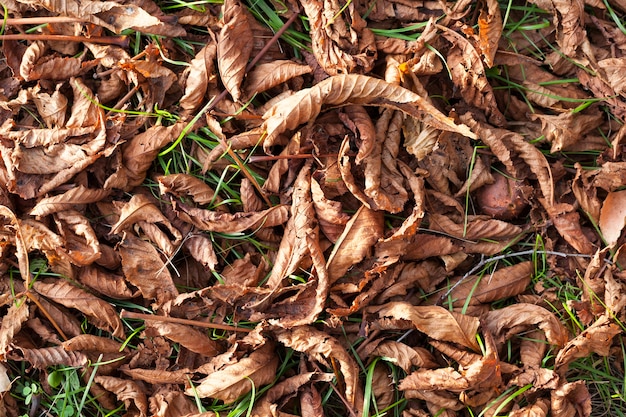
1, 0, 626, 416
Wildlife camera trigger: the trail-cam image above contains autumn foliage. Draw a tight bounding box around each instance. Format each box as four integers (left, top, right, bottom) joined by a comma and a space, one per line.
1, 0, 626, 416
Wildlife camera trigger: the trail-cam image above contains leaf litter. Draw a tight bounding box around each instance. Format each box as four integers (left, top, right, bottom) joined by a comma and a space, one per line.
0, 0, 625, 416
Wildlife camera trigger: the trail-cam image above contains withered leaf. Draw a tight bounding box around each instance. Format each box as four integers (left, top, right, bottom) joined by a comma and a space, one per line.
95, 376, 149, 417
326, 205, 384, 284
274, 326, 363, 413
118, 233, 179, 308
245, 60, 312, 97
301, 0, 376, 75
554, 315, 621, 374
105, 123, 185, 191
145, 320, 221, 357
54, 210, 102, 266
442, 28, 506, 126
478, 0, 502, 68
121, 367, 191, 385
599, 189, 626, 247
484, 303, 569, 348
27, 0, 183, 35
186, 341, 278, 402
370, 340, 438, 372
530, 111, 603, 153
0, 300, 29, 360
550, 380, 591, 417
262, 74, 476, 151
310, 177, 350, 243
15, 345, 87, 369
78, 265, 138, 300
250, 372, 331, 417
176, 203, 289, 234
32, 279, 125, 338
218, 0, 253, 102
180, 43, 217, 117
158, 173, 224, 208
447, 261, 533, 307
63, 334, 126, 354
369, 302, 480, 351
109, 194, 182, 244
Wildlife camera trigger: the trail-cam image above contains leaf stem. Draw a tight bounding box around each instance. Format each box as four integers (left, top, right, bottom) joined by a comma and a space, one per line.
120, 309, 253, 333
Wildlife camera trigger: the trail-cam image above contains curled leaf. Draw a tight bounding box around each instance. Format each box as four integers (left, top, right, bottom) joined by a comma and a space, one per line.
262, 74, 476, 151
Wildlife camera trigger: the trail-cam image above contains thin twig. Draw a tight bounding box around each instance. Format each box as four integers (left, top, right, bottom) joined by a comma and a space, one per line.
120, 309, 253, 333
436, 250, 593, 306
0, 34, 129, 47
3, 16, 86, 25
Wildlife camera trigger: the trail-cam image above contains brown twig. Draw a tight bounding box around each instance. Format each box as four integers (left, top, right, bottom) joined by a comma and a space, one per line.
0, 34, 129, 47
120, 309, 254, 333
2, 16, 86, 25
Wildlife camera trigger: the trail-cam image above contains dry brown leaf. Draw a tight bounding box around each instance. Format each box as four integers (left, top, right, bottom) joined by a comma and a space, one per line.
301, 0, 376, 75
183, 234, 218, 271
118, 233, 179, 308
261, 74, 476, 151
370, 302, 480, 351
158, 173, 225, 208
360, 108, 409, 213
441, 28, 505, 126
110, 194, 181, 242
32, 279, 125, 338
26, 0, 184, 35
447, 261, 533, 306
250, 372, 331, 417
370, 341, 438, 372
186, 341, 278, 403
78, 265, 138, 300
180, 43, 217, 117
554, 314, 621, 374
326, 205, 384, 284
526, 0, 587, 57
15, 345, 88, 369
478, 0, 502, 67
310, 177, 350, 243
245, 60, 312, 97
265, 164, 318, 288
54, 210, 101, 266
530, 111, 604, 153
150, 389, 200, 417
175, 203, 288, 234
550, 380, 591, 417
218, 0, 253, 102
63, 334, 126, 354
599, 189, 626, 247
121, 367, 191, 385
95, 376, 149, 417
104, 123, 185, 191
0, 205, 29, 285
145, 321, 221, 357
428, 213, 522, 241
403, 113, 440, 161
484, 303, 569, 348
509, 398, 550, 417
274, 326, 363, 414
0, 300, 29, 360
